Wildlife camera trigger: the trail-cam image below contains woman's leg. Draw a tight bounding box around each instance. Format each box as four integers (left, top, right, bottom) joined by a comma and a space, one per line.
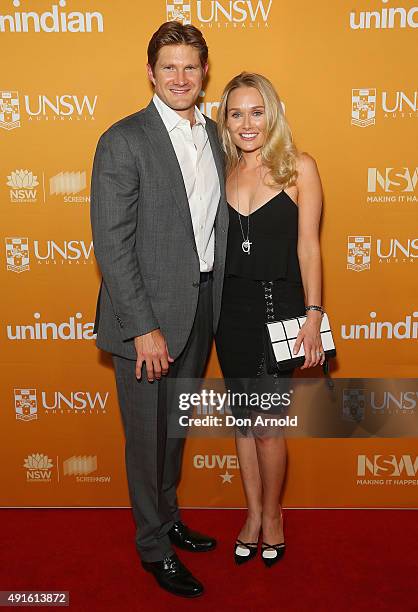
252, 364, 292, 544
255, 432, 286, 544
235, 431, 263, 541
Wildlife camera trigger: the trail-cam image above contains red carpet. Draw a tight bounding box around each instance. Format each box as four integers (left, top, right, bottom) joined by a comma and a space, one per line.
0, 509, 417, 612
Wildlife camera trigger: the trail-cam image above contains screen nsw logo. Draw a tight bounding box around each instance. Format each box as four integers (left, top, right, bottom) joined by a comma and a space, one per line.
63, 455, 111, 483
6, 168, 90, 204
22, 453, 111, 484
166, 0, 273, 28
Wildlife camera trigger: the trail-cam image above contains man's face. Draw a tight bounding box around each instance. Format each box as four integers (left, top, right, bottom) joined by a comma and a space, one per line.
147, 44, 207, 116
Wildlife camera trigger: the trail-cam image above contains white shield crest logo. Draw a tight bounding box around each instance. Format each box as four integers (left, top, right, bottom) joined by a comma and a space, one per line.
0, 91, 21, 130
166, 0, 191, 24
347, 236, 371, 272
351, 88, 376, 127
343, 389, 366, 422
6, 237, 30, 273
14, 388, 38, 421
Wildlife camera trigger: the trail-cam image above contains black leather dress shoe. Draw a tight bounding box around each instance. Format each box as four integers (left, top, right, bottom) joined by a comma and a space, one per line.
142, 552, 203, 598
168, 521, 216, 552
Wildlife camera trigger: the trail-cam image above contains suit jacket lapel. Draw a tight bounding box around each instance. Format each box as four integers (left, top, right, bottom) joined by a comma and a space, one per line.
142, 101, 197, 252
205, 120, 225, 203
205, 119, 229, 233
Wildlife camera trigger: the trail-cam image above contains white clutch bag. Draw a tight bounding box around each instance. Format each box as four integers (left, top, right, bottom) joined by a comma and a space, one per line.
264, 312, 336, 372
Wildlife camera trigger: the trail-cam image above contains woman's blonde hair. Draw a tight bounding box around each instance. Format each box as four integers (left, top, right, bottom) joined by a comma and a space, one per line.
217, 72, 298, 188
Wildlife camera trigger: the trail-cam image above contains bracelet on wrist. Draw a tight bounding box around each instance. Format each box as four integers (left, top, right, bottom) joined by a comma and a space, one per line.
305, 305, 324, 315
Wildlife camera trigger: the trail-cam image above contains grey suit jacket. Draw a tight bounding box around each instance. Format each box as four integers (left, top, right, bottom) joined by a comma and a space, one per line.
90, 100, 229, 360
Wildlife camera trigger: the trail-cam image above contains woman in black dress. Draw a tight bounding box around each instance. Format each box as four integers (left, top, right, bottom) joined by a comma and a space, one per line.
215, 73, 325, 567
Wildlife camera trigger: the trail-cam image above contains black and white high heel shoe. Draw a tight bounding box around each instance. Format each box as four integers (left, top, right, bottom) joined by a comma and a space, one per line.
234, 539, 258, 565
261, 541, 286, 567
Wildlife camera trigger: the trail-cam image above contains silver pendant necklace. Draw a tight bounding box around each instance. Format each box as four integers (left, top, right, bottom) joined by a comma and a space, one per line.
236, 158, 262, 255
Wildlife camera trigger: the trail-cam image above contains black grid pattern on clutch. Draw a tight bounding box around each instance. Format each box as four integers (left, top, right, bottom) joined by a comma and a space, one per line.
266, 313, 335, 363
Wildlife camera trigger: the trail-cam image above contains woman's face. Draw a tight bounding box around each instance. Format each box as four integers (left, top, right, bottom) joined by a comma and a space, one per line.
226, 86, 267, 154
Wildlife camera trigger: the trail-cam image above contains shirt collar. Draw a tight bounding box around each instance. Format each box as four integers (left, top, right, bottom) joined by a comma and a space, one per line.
153, 93, 206, 132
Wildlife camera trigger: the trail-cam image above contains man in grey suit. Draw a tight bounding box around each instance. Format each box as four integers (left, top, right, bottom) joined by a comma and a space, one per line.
90, 22, 228, 598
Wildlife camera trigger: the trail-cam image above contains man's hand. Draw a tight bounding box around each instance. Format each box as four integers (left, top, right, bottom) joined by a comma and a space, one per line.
134, 329, 174, 382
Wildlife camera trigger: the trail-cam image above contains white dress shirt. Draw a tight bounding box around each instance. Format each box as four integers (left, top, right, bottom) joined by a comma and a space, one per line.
153, 93, 220, 272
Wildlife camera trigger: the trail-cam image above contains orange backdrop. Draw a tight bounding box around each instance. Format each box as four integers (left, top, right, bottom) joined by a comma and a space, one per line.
1, 0, 417, 508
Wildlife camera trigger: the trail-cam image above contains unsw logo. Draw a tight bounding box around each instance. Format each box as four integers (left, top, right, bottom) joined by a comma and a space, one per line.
351, 88, 418, 127
5, 237, 94, 272
0, 90, 98, 130
347, 235, 418, 270
166, 0, 273, 28
14, 387, 109, 419
343, 388, 418, 422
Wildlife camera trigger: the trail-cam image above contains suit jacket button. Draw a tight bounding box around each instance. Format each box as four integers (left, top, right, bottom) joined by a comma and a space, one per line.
192, 281, 199, 288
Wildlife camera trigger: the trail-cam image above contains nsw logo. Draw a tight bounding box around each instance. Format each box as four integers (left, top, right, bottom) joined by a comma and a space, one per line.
7, 169, 39, 203
24, 453, 54, 482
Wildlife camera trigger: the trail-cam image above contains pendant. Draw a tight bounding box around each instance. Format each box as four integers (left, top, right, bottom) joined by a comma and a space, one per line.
242, 239, 252, 254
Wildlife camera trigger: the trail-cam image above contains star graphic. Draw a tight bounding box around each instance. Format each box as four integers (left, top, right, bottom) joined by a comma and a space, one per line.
220, 470, 234, 484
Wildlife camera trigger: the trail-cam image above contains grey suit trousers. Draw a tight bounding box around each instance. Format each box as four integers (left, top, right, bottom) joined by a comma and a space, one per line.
112, 277, 213, 562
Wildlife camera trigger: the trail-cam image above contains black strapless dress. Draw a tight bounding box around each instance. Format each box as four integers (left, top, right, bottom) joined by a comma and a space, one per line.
215, 191, 306, 427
